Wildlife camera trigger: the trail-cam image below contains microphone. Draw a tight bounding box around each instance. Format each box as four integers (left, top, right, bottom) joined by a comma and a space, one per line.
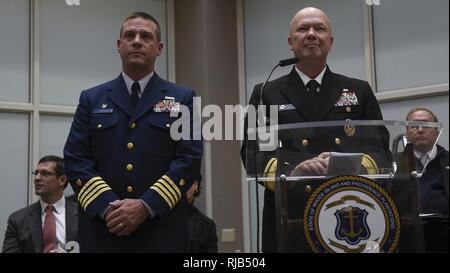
253, 56, 298, 253
259, 57, 299, 107
279, 57, 299, 67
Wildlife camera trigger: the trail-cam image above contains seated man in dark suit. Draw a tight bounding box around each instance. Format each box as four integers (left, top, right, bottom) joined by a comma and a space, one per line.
187, 181, 218, 253
2, 155, 78, 253
403, 107, 449, 252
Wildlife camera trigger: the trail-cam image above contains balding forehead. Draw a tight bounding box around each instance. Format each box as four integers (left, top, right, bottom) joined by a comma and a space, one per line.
290, 7, 332, 32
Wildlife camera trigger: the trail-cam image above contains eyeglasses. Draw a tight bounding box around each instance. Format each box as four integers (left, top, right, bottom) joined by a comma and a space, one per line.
31, 170, 57, 177
408, 125, 434, 131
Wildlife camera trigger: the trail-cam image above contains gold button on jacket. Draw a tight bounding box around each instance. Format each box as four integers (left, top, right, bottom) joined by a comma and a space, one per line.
127, 142, 134, 150
126, 164, 133, 171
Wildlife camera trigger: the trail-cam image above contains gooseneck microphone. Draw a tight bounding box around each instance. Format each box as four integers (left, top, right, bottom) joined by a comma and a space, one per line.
278, 57, 300, 67
259, 57, 299, 111
253, 57, 298, 253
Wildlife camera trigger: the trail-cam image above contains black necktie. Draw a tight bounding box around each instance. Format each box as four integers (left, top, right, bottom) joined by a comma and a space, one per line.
131, 81, 140, 109
306, 80, 320, 103
306, 80, 320, 93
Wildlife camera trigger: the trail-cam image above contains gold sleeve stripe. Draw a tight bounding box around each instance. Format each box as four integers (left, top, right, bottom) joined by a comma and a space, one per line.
83, 187, 113, 210
157, 179, 180, 203
161, 175, 182, 199
153, 182, 176, 207
151, 185, 174, 209
78, 176, 102, 199
362, 154, 379, 175
263, 158, 277, 177
79, 180, 109, 204
80, 184, 111, 208
264, 158, 277, 177
78, 179, 104, 202
264, 159, 277, 192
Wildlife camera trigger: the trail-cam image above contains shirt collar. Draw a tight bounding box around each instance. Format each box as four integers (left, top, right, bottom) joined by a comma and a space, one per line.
413, 145, 437, 164
295, 65, 327, 87
122, 71, 154, 97
40, 195, 65, 215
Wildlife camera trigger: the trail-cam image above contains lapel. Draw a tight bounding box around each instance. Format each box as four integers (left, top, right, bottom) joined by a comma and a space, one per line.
65, 200, 78, 242
437, 146, 449, 197
28, 202, 43, 253
107, 75, 134, 116
131, 73, 167, 122
280, 68, 312, 120
312, 67, 343, 121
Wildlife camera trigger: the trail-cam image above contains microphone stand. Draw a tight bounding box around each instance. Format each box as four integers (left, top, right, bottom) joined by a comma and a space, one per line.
253, 57, 298, 253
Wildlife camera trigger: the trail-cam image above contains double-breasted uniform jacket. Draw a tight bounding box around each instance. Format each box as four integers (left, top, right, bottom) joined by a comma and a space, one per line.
2, 199, 78, 253
64, 73, 203, 252
241, 66, 390, 252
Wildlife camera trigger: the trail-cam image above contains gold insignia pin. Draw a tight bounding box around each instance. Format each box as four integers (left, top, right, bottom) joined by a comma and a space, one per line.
344, 119, 355, 137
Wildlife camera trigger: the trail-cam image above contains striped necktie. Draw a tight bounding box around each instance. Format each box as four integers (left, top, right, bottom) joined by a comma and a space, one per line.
42, 205, 57, 253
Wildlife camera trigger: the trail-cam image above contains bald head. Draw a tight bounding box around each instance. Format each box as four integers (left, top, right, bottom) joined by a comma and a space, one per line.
290, 7, 332, 36
288, 7, 334, 77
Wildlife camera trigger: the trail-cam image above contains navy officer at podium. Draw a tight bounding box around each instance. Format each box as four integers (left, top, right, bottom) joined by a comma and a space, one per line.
241, 7, 390, 252
64, 12, 202, 252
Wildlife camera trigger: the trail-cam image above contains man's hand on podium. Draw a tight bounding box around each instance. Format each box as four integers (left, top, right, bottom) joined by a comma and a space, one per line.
290, 152, 330, 176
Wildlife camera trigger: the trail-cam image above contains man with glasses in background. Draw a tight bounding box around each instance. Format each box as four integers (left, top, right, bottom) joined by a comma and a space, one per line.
2, 155, 77, 253
402, 107, 449, 252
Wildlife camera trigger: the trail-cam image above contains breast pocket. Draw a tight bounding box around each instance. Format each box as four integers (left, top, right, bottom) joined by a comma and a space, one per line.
332, 105, 362, 119
89, 114, 119, 156
147, 113, 178, 157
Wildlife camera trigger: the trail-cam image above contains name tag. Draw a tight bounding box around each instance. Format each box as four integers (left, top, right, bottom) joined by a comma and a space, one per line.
92, 108, 113, 114
279, 104, 296, 111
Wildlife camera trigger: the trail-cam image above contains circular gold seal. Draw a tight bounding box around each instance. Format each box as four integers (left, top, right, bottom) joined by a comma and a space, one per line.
303, 175, 401, 253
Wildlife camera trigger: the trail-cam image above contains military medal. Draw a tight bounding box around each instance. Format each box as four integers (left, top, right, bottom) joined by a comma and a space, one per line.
335, 89, 359, 107
153, 99, 180, 112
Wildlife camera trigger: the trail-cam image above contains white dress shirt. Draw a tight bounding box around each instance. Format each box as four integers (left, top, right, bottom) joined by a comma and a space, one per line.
414, 146, 437, 169
121, 71, 154, 97
295, 65, 327, 92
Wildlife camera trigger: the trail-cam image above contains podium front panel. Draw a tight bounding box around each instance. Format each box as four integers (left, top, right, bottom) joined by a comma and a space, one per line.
244, 120, 442, 252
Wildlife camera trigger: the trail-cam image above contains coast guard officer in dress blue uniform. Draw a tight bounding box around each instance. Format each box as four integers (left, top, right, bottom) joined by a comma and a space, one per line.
64, 12, 202, 252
